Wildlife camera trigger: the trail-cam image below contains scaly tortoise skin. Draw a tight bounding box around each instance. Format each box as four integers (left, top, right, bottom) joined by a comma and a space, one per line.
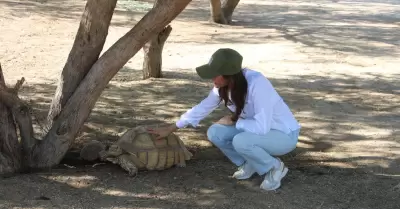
80, 126, 192, 176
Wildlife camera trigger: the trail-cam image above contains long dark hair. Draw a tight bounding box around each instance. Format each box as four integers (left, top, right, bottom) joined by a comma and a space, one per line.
218, 71, 248, 122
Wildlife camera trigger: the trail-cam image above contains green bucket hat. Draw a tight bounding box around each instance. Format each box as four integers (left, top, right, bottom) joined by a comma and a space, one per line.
195, 48, 243, 79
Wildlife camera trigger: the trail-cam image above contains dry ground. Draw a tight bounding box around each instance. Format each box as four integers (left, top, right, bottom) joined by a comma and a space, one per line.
1, 0, 399, 208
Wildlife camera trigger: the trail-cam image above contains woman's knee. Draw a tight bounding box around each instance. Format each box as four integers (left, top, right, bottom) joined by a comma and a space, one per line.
232, 132, 252, 151
206, 123, 238, 145
206, 124, 225, 144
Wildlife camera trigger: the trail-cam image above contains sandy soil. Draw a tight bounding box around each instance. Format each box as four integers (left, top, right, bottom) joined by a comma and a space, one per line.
0, 0, 399, 208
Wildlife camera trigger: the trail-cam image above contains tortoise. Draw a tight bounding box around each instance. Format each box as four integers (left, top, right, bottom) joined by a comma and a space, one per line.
80, 126, 193, 176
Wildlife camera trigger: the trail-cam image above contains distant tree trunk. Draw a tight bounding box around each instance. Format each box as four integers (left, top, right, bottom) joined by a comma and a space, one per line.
222, 0, 240, 24
142, 25, 173, 79
209, 0, 227, 24
209, 0, 240, 24
47, 0, 117, 127
0, 0, 192, 174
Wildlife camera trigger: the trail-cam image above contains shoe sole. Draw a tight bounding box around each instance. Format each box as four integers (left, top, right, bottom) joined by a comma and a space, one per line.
260, 167, 289, 191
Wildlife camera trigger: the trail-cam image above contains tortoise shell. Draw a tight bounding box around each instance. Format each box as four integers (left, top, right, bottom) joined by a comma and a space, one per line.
80, 126, 192, 173
116, 126, 192, 170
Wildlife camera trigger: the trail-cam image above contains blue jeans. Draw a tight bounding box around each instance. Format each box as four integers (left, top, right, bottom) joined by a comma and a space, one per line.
207, 123, 300, 175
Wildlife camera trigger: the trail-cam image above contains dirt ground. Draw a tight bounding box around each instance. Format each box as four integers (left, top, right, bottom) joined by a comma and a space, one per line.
1, 0, 399, 208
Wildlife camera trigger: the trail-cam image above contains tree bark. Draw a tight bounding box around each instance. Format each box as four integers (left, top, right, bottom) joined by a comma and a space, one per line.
222, 0, 240, 24
209, 0, 240, 24
47, 0, 117, 127
0, 101, 20, 177
0, 0, 192, 174
209, 0, 227, 24
0, 64, 38, 175
28, 0, 192, 168
142, 25, 173, 79
0, 64, 22, 177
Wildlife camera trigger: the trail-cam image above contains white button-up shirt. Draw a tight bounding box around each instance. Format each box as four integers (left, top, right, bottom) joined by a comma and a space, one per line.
176, 68, 301, 135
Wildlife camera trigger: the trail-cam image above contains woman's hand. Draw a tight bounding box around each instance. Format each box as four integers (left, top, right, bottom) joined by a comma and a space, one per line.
216, 115, 234, 126
147, 124, 178, 140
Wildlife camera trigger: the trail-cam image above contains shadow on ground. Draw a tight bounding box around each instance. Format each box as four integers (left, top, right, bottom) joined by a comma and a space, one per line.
0, 157, 399, 209
0, 0, 83, 19
0, 0, 158, 24
179, 0, 400, 58
2, 0, 399, 58
17, 66, 400, 172
1, 65, 399, 208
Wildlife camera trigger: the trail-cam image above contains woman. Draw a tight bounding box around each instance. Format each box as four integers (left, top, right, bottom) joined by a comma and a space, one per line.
148, 48, 301, 191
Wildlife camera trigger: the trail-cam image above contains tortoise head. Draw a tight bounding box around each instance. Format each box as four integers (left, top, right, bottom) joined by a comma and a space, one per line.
80, 140, 106, 161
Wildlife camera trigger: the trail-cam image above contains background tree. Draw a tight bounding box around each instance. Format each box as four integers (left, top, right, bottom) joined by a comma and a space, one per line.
0, 0, 192, 177
209, 0, 240, 24
142, 25, 173, 79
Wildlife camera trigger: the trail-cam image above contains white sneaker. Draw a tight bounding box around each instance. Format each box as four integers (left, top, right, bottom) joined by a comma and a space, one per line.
260, 158, 288, 191
232, 162, 256, 180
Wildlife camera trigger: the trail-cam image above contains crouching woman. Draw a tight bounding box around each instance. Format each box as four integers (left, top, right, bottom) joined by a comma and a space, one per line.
148, 48, 301, 191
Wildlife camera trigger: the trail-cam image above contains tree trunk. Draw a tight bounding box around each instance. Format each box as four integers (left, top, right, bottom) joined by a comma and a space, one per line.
209, 0, 240, 24
0, 65, 37, 174
47, 0, 117, 127
0, 0, 192, 174
209, 0, 227, 24
222, 0, 240, 24
0, 64, 21, 177
28, 0, 192, 168
142, 25, 173, 79
0, 103, 20, 177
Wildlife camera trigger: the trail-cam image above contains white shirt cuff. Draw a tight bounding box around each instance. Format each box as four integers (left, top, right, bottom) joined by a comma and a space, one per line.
175, 120, 187, 129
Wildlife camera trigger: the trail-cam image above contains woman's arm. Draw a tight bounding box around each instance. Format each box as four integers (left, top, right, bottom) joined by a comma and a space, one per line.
148, 87, 221, 139
175, 87, 221, 128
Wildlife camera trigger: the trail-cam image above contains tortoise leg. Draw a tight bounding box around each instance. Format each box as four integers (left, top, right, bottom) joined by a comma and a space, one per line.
175, 136, 193, 161
175, 137, 193, 167
117, 154, 139, 177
